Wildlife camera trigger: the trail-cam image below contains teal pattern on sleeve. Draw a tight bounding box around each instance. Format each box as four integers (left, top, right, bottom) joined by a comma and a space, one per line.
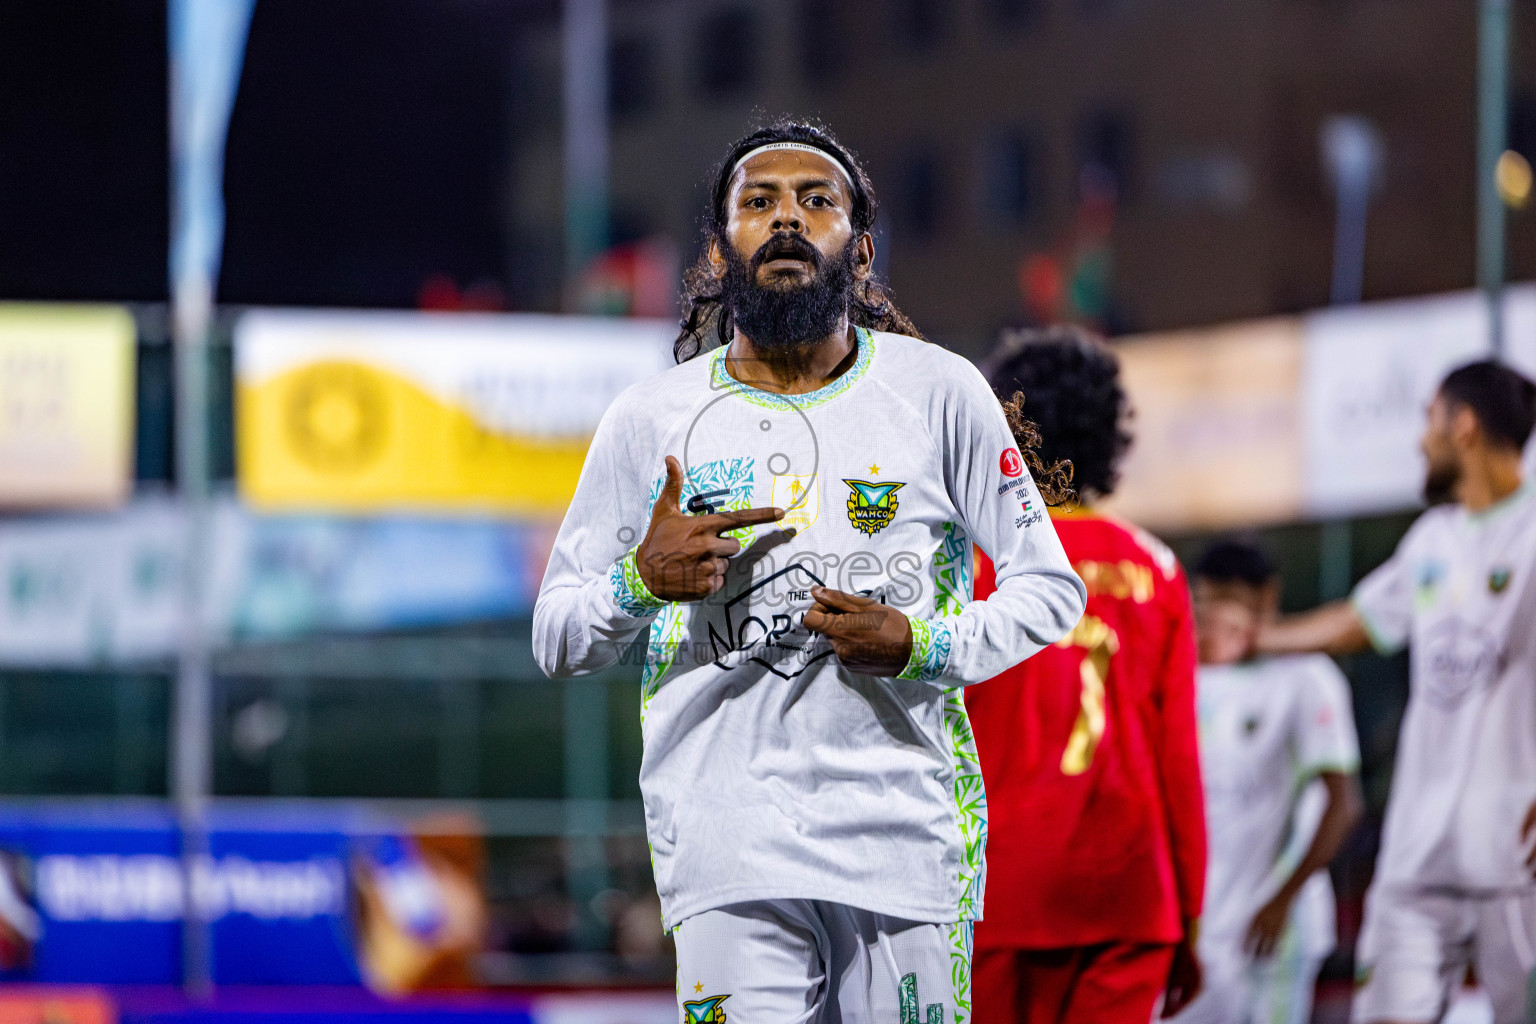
610, 548, 667, 616
898, 616, 953, 682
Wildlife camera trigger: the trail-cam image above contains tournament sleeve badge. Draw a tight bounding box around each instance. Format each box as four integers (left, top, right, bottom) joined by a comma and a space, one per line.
1489, 566, 1512, 593
843, 479, 905, 535
683, 994, 730, 1022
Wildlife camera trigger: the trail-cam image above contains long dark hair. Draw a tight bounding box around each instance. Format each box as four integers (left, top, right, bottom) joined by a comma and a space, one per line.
674, 119, 922, 363
983, 325, 1134, 506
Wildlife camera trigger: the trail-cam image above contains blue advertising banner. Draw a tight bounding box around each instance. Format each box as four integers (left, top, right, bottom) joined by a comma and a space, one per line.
0, 805, 360, 984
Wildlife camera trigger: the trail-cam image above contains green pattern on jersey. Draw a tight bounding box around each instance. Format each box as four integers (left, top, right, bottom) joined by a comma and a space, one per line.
640, 603, 687, 723
947, 921, 973, 1024
932, 523, 986, 923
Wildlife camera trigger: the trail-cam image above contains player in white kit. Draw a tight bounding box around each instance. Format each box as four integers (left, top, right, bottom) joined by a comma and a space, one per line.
1259, 360, 1536, 1024
1170, 540, 1363, 1024
533, 122, 1086, 1023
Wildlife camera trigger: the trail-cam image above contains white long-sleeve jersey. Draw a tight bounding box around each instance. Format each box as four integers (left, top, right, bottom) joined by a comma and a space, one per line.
533, 328, 1086, 929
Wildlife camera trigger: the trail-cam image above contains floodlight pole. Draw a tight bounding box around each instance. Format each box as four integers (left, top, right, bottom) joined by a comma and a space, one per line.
560, 0, 614, 949
1477, 0, 1511, 357
172, 281, 215, 999
562, 0, 609, 301
169, 0, 255, 995
1319, 115, 1383, 601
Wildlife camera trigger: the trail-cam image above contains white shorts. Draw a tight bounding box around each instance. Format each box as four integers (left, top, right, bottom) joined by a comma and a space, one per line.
1352, 883, 1536, 1024
672, 900, 971, 1024
1168, 932, 1325, 1024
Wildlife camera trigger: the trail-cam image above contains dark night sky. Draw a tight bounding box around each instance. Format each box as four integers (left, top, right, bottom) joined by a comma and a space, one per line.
0, 1, 526, 307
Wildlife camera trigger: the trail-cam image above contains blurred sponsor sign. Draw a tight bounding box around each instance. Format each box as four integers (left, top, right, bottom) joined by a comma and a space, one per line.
0, 305, 135, 509
0, 806, 360, 984
0, 497, 552, 666
1104, 318, 1305, 531
0, 806, 495, 991
1105, 285, 1536, 530
236, 310, 672, 514
1303, 291, 1493, 517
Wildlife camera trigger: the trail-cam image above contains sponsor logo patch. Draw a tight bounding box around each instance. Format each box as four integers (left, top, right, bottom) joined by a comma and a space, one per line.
1000, 448, 1024, 478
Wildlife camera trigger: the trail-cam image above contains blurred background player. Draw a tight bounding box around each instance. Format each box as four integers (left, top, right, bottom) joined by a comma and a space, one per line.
1171, 540, 1363, 1024
1259, 360, 1536, 1024
967, 325, 1205, 1022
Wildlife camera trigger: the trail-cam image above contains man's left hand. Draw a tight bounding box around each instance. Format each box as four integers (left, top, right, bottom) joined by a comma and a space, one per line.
1160, 936, 1202, 1017
802, 586, 912, 677
1245, 892, 1293, 958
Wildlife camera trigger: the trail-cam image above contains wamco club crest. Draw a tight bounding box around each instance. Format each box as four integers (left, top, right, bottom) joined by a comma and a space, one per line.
844, 478, 905, 535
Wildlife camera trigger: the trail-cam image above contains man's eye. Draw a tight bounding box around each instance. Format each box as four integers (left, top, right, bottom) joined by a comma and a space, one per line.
806, 195, 830, 207
747, 197, 769, 209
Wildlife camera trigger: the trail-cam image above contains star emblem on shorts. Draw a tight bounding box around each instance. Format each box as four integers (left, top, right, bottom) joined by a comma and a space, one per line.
868, 463, 880, 475
694, 982, 704, 994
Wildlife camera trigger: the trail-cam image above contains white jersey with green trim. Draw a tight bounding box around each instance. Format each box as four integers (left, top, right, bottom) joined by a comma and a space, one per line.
533, 328, 1086, 930
1195, 655, 1360, 956
1351, 481, 1536, 892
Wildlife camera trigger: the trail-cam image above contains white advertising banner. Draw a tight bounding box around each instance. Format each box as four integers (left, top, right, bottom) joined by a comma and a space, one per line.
1301, 291, 1492, 517
0, 304, 136, 509
1105, 285, 1536, 530
1301, 285, 1536, 518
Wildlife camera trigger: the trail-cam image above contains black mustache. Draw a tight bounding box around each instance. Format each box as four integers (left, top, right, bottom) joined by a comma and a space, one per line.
751, 233, 822, 270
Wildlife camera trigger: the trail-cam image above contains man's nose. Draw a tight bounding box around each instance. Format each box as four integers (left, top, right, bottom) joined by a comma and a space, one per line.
771, 204, 804, 233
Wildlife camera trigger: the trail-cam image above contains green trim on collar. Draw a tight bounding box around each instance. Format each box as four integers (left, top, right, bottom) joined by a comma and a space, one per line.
708, 326, 875, 410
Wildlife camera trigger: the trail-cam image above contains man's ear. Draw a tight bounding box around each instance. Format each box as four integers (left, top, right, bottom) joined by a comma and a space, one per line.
852, 232, 875, 282
707, 237, 727, 280
1451, 403, 1483, 450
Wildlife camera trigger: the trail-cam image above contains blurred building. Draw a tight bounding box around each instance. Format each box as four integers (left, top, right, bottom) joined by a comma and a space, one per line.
507, 0, 1536, 351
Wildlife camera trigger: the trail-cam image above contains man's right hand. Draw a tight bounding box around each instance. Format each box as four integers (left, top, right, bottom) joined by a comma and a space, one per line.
635, 455, 786, 601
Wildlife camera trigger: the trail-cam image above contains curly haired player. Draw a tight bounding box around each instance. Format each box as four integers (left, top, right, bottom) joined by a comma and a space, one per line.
533, 122, 1086, 1023
967, 326, 1207, 1022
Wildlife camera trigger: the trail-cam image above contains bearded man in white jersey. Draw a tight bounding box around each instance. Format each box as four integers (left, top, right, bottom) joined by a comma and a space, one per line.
1258, 360, 1536, 1024
533, 121, 1086, 1023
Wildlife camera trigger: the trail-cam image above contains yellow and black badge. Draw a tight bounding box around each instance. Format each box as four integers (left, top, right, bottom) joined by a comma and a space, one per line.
683, 995, 730, 1023
844, 479, 905, 536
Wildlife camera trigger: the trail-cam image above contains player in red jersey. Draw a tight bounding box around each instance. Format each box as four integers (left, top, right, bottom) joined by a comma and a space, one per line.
968, 326, 1206, 1022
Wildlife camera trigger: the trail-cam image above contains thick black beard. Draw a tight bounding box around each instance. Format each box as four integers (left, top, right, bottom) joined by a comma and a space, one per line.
720, 233, 857, 349
1423, 459, 1460, 506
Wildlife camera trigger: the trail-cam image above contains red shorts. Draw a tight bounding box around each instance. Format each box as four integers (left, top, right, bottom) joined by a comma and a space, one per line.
973, 942, 1175, 1024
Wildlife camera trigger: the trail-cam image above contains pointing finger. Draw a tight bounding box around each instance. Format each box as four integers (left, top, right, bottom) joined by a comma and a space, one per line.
706, 505, 785, 531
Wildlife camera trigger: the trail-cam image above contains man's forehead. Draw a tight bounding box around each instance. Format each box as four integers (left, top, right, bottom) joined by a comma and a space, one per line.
732, 148, 850, 194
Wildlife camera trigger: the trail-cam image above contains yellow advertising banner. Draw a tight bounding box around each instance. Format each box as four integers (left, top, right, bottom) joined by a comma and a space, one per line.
235, 310, 672, 514
1101, 317, 1305, 532
0, 304, 136, 508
